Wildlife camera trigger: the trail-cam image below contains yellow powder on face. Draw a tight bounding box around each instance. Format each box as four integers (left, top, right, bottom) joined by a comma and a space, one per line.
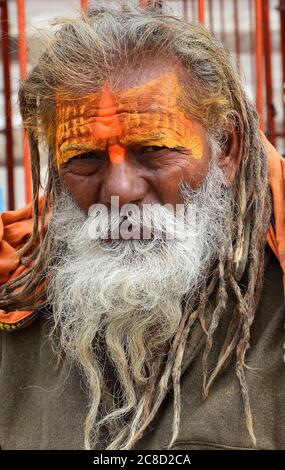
55, 71, 204, 166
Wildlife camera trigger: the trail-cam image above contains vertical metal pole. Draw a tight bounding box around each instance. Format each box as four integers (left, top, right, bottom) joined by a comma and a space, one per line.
139, 0, 163, 7
248, 0, 255, 89
255, 0, 264, 130
81, 0, 88, 11
0, 1, 15, 210
208, 0, 214, 32
279, 0, 285, 139
263, 0, 276, 145
183, 0, 188, 21
190, 0, 196, 21
220, 0, 226, 44
198, 0, 205, 23
233, 0, 241, 72
17, 0, 32, 204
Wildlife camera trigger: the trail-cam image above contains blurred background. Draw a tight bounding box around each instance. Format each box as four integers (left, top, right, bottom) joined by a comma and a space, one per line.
0, 0, 285, 210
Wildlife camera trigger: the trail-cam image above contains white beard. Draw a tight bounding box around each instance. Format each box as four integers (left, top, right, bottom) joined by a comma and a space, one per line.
46, 155, 230, 448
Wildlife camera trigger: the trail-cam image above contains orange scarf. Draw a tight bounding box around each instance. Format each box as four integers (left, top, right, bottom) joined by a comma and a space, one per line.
0, 132, 284, 332
261, 132, 285, 288
0, 197, 47, 330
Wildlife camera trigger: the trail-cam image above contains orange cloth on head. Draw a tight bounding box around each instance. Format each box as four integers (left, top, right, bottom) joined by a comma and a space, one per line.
0, 133, 285, 332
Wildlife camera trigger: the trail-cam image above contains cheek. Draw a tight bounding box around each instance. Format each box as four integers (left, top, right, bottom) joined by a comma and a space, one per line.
59, 171, 101, 213
153, 155, 210, 205
181, 157, 210, 189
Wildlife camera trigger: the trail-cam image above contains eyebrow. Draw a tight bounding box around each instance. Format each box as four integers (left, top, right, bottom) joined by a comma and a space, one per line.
61, 143, 97, 152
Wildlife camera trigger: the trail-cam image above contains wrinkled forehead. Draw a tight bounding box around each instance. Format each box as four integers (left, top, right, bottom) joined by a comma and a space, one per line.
55, 70, 204, 165
56, 70, 181, 124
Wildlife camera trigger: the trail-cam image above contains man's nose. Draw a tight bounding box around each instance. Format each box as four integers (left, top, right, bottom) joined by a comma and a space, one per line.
98, 160, 149, 208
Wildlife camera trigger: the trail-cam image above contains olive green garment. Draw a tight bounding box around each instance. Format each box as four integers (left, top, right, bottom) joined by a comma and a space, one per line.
0, 246, 284, 450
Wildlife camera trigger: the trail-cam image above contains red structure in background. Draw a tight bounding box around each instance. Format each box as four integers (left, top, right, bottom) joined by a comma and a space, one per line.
0, 1, 15, 210
255, 0, 264, 131
280, 0, 285, 139
139, 0, 163, 7
142, 0, 284, 153
0, 0, 285, 209
17, 0, 32, 204
81, 0, 88, 11
198, 0, 205, 24
263, 0, 275, 146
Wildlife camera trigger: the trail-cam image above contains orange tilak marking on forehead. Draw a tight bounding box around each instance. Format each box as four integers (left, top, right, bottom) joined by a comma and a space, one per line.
55, 71, 205, 166
108, 144, 126, 165
95, 87, 126, 164
92, 86, 123, 144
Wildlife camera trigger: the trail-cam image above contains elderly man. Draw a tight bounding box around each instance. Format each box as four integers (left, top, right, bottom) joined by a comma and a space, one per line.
0, 4, 284, 451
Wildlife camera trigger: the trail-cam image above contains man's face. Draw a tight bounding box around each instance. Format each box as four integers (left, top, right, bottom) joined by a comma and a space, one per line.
57, 65, 212, 214
48, 63, 235, 449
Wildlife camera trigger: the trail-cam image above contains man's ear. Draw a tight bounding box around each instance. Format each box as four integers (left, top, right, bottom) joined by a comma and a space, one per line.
218, 111, 243, 185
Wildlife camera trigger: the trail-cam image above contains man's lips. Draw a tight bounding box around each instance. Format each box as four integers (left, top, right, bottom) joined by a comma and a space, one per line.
100, 224, 150, 241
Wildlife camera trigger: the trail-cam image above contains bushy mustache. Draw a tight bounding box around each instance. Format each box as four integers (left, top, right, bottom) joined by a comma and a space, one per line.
86, 198, 198, 242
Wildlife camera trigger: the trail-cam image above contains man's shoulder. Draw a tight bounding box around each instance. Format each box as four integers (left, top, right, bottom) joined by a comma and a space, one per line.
260, 245, 285, 318
0, 313, 49, 356
249, 245, 285, 345
0, 309, 88, 450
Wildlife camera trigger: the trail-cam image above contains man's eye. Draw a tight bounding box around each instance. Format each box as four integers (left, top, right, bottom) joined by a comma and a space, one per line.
75, 150, 105, 161
141, 146, 168, 153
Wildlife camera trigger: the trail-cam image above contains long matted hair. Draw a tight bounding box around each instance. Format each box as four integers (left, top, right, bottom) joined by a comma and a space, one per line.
0, 2, 271, 449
